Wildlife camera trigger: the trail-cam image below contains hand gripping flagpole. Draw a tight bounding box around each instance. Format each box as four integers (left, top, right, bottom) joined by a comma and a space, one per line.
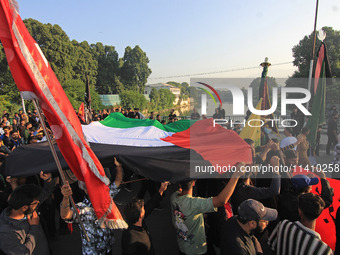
32, 99, 91, 242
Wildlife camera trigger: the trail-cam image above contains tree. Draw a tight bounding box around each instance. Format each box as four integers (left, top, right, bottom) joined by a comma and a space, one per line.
158, 89, 175, 109
0, 44, 21, 104
62, 79, 103, 111
24, 19, 98, 90
292, 26, 340, 78
287, 26, 340, 105
119, 90, 147, 109
149, 88, 160, 104
92, 43, 121, 94
24, 19, 75, 84
120, 46, 152, 93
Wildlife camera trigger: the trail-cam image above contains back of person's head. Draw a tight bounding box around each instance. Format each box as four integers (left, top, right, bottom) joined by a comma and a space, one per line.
179, 180, 194, 191
265, 150, 281, 164
298, 193, 325, 221
124, 198, 144, 225
8, 184, 41, 210
284, 149, 297, 160
301, 126, 310, 134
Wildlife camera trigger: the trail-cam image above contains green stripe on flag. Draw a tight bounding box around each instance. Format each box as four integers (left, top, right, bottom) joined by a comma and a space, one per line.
100, 112, 194, 133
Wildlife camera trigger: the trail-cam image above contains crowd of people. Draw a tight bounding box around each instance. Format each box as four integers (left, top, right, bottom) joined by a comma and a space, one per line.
0, 105, 339, 255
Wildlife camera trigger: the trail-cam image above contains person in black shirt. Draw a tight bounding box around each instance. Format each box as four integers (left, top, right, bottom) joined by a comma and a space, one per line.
122, 182, 168, 255
190, 108, 200, 120
11, 119, 19, 133
4, 130, 22, 151
2, 110, 9, 120
128, 108, 136, 119
213, 108, 221, 119
168, 109, 176, 122
290, 107, 304, 136
2, 126, 11, 149
220, 199, 277, 255
149, 112, 155, 120
326, 112, 338, 155
218, 104, 225, 119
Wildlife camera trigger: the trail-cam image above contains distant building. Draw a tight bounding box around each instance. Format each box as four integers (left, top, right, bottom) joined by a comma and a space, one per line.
144, 83, 181, 104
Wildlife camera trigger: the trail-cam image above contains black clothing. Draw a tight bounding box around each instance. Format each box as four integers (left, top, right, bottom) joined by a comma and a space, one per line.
122, 225, 152, 255
18, 125, 26, 138
335, 206, 340, 255
121, 193, 163, 255
220, 216, 259, 255
2, 113, 9, 120
11, 124, 19, 133
190, 112, 200, 120
213, 113, 221, 119
168, 113, 176, 120
2, 134, 11, 150
0, 207, 50, 255
279, 178, 333, 222
327, 118, 338, 154
230, 174, 281, 215
128, 112, 136, 119
219, 108, 225, 119
290, 112, 304, 136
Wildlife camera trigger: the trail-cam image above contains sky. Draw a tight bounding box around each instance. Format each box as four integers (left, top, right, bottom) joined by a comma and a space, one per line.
18, 0, 340, 84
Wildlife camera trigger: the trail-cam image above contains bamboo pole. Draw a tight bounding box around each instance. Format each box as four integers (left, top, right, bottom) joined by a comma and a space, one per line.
32, 99, 90, 242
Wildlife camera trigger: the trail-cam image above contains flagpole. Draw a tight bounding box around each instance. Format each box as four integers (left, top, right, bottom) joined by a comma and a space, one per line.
20, 94, 26, 114
32, 99, 90, 242
307, 0, 320, 110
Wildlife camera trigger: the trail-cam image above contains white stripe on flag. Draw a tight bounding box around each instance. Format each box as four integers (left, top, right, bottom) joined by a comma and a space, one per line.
82, 122, 176, 147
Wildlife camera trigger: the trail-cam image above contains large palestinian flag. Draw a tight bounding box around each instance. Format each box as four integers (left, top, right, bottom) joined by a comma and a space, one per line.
1, 113, 252, 182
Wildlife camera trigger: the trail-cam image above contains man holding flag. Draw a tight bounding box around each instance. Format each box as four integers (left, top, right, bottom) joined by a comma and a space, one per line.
0, 0, 127, 230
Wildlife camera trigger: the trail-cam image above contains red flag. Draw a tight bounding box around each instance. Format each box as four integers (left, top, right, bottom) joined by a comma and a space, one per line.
0, 0, 127, 229
314, 44, 325, 94
78, 102, 85, 123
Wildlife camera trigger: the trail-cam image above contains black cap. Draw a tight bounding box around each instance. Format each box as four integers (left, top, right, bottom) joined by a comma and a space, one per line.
238, 199, 278, 221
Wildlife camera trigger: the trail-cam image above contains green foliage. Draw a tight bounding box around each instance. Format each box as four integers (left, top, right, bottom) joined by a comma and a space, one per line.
149, 88, 160, 104
119, 90, 147, 109
62, 79, 103, 111
92, 43, 121, 94
158, 89, 175, 109
148, 88, 175, 110
0, 44, 21, 104
292, 27, 340, 78
0, 95, 21, 114
120, 46, 152, 93
287, 26, 340, 104
0, 18, 152, 114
